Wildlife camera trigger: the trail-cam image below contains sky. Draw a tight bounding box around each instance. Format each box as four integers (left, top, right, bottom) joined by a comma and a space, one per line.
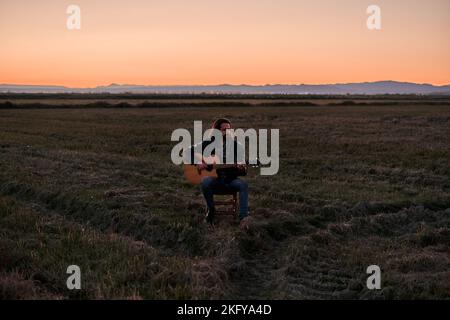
0, 0, 449, 87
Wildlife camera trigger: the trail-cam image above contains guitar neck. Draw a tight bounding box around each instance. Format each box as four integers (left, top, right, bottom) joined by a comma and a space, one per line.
213, 164, 239, 169
213, 161, 259, 169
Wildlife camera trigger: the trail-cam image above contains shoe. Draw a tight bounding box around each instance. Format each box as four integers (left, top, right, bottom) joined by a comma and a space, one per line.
205, 207, 215, 225
239, 216, 253, 230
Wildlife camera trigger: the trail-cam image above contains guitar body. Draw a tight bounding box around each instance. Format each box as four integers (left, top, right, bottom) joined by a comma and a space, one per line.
184, 155, 220, 185
183, 165, 218, 185
182, 154, 258, 185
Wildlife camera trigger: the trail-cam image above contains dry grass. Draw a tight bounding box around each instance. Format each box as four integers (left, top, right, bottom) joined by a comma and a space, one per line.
0, 99, 449, 299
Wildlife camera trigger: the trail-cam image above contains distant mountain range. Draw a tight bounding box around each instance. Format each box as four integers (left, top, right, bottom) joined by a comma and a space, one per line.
1, 81, 449, 95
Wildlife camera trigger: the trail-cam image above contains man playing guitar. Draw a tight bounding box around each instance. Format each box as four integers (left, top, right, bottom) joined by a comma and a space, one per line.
194, 118, 250, 227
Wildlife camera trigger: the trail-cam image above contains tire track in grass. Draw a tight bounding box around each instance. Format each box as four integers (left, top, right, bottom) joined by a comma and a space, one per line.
225, 203, 450, 299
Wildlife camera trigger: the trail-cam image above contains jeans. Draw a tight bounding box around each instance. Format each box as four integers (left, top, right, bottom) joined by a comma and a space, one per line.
201, 176, 248, 219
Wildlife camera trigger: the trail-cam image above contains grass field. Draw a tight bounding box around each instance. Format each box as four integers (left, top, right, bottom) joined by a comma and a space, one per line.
1, 98, 449, 299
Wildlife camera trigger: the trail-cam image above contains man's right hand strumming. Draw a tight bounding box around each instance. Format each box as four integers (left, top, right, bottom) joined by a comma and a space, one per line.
197, 163, 208, 171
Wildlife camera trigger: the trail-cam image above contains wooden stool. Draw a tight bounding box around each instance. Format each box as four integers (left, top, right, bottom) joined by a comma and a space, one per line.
213, 188, 238, 216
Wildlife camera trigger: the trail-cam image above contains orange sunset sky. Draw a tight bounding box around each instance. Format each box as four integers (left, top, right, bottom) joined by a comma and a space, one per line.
0, 0, 449, 87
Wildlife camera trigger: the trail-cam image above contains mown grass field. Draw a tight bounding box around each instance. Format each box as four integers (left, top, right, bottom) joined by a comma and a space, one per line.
1, 98, 449, 299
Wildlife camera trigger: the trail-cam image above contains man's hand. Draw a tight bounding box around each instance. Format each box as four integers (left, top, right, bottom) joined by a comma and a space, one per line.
197, 163, 208, 171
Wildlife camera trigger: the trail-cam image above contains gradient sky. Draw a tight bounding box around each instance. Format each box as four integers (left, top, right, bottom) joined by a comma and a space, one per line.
0, 0, 449, 87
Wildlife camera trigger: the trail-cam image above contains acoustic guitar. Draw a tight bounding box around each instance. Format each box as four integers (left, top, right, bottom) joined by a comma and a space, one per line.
183, 155, 259, 185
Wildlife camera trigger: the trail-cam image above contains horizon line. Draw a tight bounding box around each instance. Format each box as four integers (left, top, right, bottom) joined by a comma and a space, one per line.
1, 80, 450, 88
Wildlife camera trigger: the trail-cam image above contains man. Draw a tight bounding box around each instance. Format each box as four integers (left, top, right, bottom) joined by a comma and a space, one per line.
196, 118, 251, 228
